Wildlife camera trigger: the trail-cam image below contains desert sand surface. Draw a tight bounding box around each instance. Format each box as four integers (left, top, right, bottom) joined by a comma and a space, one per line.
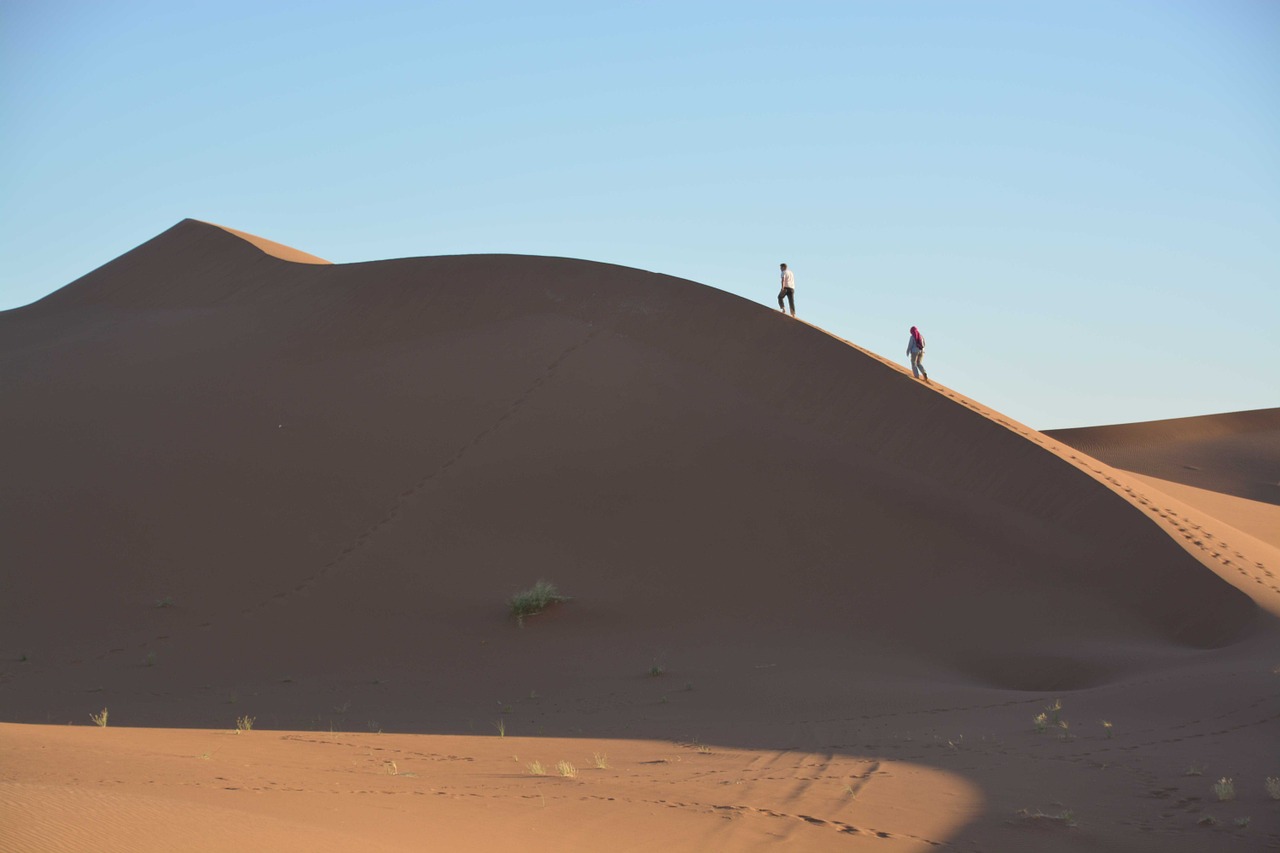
1048, 408, 1280, 506
2, 220, 1277, 851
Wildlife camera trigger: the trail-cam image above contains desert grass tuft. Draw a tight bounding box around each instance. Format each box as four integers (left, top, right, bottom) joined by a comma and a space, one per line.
508, 580, 570, 623
1265, 777, 1280, 800
235, 715, 255, 733
527, 760, 546, 776
592, 752, 609, 769
1033, 699, 1063, 733
556, 760, 577, 778
494, 719, 506, 737
90, 708, 108, 727
1013, 808, 1076, 828
1235, 816, 1251, 829
1101, 720, 1113, 738
1213, 777, 1235, 801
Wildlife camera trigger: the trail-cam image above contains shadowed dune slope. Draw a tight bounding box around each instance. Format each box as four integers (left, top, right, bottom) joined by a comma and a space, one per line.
1047, 408, 1280, 506
0, 220, 1259, 728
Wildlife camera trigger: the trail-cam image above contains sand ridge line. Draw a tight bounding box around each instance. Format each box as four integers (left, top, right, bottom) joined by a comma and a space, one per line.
808, 317, 1278, 604
1084, 466, 1280, 602
238, 325, 602, 617
1022, 436, 1280, 602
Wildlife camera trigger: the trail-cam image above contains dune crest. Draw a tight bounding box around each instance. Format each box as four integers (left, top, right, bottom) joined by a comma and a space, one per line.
1048, 407, 1280, 505
195, 220, 331, 265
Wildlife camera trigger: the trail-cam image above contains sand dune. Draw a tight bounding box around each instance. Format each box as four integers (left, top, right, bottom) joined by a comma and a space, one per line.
2, 221, 1277, 851
1048, 408, 1280, 506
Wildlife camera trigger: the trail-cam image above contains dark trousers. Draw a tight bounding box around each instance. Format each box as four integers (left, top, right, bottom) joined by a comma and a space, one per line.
778, 287, 795, 315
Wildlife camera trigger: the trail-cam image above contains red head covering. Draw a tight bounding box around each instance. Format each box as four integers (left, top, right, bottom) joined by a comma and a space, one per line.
910, 326, 924, 348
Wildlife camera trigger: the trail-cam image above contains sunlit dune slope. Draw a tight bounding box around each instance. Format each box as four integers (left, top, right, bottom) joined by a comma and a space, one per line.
1048, 408, 1280, 506
0, 220, 1258, 728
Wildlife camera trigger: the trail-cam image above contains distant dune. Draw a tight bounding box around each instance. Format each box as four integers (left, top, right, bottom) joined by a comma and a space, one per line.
1049, 408, 1280, 506
2, 221, 1277, 852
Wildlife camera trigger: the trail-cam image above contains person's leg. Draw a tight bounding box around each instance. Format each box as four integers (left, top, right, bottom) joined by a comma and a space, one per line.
910, 352, 921, 378
917, 353, 928, 381
778, 288, 787, 311
786, 288, 795, 316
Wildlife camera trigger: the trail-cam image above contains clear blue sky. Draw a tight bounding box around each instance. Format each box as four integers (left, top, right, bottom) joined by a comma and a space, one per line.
3, 0, 1276, 428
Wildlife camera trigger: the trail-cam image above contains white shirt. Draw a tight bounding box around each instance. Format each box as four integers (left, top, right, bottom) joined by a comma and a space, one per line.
781, 269, 795, 290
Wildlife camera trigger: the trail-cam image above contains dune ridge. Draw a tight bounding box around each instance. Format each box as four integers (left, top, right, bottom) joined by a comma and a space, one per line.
3, 221, 1277, 851
1048, 408, 1280, 505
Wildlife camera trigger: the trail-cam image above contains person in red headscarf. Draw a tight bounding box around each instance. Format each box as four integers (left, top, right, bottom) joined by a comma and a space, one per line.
907, 326, 928, 382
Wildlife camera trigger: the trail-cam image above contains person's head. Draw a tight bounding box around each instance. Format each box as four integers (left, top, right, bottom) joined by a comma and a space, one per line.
910, 326, 917, 333
780, 263, 787, 270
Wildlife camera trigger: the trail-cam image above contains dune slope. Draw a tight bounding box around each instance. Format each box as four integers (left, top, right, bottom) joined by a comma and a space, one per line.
1, 219, 1255, 699
1048, 408, 1280, 506
2, 221, 1277, 851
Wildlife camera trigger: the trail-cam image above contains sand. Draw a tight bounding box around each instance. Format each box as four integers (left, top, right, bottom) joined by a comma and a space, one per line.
1, 220, 1276, 851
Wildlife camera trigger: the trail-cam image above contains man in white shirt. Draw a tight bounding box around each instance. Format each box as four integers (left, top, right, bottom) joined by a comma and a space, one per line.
778, 263, 796, 316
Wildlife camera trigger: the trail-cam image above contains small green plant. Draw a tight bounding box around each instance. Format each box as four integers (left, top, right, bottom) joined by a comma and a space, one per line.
1213, 777, 1235, 801
592, 752, 608, 769
508, 580, 570, 623
1046, 698, 1062, 724
1013, 808, 1076, 828
527, 760, 546, 776
154, 597, 174, 608
1033, 712, 1048, 733
144, 651, 157, 667
1185, 763, 1205, 777
1101, 720, 1113, 738
556, 760, 577, 778
1235, 816, 1251, 829
90, 708, 108, 727
1198, 815, 1217, 827
494, 719, 506, 737
1057, 720, 1072, 741
1265, 777, 1280, 800
648, 661, 665, 677
235, 715, 255, 732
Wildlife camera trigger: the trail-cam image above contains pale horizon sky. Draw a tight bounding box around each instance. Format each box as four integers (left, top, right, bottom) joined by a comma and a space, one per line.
3, 0, 1277, 429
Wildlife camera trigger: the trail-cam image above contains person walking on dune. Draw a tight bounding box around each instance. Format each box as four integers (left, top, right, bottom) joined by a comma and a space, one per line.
778, 263, 796, 317
907, 325, 929, 382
